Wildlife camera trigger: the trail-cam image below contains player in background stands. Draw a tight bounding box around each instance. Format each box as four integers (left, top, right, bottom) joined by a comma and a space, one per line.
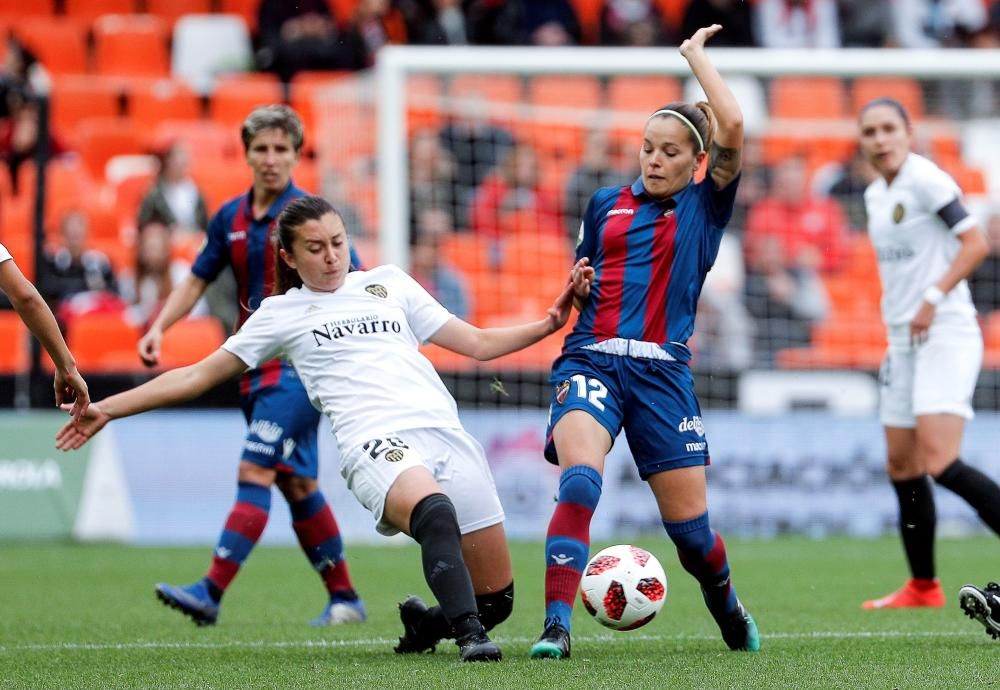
857, 98, 1000, 610
530, 25, 759, 660
135, 106, 366, 627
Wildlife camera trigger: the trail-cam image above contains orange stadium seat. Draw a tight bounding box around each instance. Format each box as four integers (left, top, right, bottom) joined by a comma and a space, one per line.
63, 0, 136, 23
770, 77, 848, 120
50, 76, 123, 133
113, 170, 155, 225
568, 0, 602, 44
157, 317, 226, 368
11, 17, 88, 75
128, 79, 203, 128
149, 120, 243, 160
209, 78, 285, 129
66, 312, 142, 373
0, 222, 32, 278
0, 0, 54, 16
144, 0, 212, 26
852, 77, 924, 120
330, 0, 359, 26
289, 71, 352, 140
528, 75, 603, 111
407, 74, 444, 132
439, 234, 493, 277
74, 117, 144, 179
607, 75, 682, 116
191, 158, 252, 214
654, 0, 690, 31
218, 0, 259, 32
94, 14, 171, 78
0, 311, 28, 374
449, 73, 523, 119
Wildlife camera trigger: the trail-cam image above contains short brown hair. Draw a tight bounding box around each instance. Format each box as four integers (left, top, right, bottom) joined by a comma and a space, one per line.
241, 104, 305, 152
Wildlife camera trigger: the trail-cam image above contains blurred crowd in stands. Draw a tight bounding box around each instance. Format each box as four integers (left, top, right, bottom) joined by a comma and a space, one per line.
1, 0, 1000, 378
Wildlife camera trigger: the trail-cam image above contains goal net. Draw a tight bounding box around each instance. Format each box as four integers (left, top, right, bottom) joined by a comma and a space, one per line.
308, 48, 1000, 538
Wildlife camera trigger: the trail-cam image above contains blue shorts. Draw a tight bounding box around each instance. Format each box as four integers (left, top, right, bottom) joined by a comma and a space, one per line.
544, 350, 709, 480
239, 365, 321, 478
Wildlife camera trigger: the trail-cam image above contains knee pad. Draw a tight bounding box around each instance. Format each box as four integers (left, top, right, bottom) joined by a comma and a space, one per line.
476, 581, 514, 632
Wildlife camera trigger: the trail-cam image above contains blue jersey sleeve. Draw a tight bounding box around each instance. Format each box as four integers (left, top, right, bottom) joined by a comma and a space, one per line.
191, 208, 230, 283
701, 172, 741, 229
575, 193, 600, 263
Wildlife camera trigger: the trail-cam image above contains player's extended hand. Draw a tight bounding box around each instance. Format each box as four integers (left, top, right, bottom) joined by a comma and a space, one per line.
137, 328, 163, 368
55, 402, 110, 451
680, 24, 723, 57
547, 259, 594, 331
910, 302, 935, 346
54, 366, 90, 423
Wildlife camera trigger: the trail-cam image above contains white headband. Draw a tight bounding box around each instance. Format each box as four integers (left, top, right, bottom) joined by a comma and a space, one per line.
647, 109, 704, 153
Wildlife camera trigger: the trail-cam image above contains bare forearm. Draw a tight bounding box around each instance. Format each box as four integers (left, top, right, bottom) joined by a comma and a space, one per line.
149, 275, 207, 333
100, 365, 213, 420
13, 292, 75, 371
683, 48, 742, 142
933, 239, 989, 294
470, 319, 556, 361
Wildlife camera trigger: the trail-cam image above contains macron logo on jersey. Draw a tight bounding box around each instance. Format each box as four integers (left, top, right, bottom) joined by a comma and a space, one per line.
606, 208, 635, 217
228, 230, 247, 241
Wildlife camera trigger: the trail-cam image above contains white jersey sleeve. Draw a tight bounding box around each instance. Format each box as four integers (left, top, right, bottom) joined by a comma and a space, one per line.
389, 265, 454, 343
220, 297, 285, 369
910, 157, 977, 234
0, 242, 11, 264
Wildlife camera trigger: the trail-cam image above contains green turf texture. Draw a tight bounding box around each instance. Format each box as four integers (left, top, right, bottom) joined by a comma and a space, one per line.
1, 538, 996, 689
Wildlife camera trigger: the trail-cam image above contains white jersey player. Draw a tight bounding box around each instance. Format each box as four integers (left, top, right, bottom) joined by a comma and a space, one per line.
55, 195, 595, 662
857, 98, 1000, 612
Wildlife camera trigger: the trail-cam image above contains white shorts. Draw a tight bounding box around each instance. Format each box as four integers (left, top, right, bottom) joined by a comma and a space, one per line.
340, 427, 505, 537
879, 320, 982, 428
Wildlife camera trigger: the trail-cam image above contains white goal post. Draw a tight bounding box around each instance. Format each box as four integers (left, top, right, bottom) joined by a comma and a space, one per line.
374, 45, 1000, 269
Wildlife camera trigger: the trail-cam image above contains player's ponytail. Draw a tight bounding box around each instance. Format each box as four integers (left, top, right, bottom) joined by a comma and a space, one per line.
272, 195, 342, 295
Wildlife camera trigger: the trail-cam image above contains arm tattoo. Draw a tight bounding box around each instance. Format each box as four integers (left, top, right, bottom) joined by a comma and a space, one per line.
709, 142, 741, 177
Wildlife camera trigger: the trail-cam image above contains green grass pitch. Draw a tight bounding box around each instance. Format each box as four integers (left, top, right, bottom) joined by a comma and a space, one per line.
1, 537, 996, 689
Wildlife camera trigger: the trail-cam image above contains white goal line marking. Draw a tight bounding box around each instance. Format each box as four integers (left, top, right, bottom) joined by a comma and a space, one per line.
0, 630, 974, 653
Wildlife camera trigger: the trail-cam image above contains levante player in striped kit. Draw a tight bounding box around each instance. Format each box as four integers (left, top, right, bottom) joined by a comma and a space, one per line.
530, 25, 760, 659
136, 105, 365, 626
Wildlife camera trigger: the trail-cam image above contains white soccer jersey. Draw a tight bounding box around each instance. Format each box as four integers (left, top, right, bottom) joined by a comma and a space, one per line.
865, 152, 978, 331
222, 265, 461, 452
0, 242, 11, 264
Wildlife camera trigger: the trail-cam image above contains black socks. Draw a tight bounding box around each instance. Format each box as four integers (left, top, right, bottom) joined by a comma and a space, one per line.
892, 476, 937, 580
935, 459, 1000, 536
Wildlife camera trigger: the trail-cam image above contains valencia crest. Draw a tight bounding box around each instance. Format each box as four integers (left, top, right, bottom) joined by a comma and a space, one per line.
365, 284, 388, 298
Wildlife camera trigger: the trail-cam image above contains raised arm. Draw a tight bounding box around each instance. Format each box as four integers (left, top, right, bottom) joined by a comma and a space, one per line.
55, 348, 247, 451
0, 258, 89, 420
429, 259, 593, 360
680, 24, 744, 188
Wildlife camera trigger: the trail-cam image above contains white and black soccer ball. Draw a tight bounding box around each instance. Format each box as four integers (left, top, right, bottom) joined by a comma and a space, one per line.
580, 545, 667, 631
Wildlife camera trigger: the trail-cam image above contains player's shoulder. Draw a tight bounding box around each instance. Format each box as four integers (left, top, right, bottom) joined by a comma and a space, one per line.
905, 152, 953, 185
588, 184, 633, 215
211, 191, 250, 224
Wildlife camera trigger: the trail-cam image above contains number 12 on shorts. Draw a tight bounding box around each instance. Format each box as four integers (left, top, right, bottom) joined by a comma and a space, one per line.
570, 374, 608, 411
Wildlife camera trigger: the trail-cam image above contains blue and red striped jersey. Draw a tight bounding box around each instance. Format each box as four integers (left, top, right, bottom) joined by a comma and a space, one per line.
564, 175, 739, 362
192, 182, 362, 394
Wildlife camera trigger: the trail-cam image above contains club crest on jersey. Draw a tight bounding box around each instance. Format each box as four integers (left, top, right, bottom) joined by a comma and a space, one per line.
892, 203, 905, 224
384, 449, 405, 462
365, 284, 388, 298
663, 209, 674, 218
555, 380, 571, 404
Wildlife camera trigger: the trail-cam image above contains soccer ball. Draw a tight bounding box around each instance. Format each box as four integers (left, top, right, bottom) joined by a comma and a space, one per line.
580, 545, 667, 631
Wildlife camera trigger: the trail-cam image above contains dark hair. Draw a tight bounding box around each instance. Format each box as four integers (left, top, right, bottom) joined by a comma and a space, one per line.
272, 196, 343, 295
241, 104, 305, 153
859, 97, 911, 127
647, 101, 716, 155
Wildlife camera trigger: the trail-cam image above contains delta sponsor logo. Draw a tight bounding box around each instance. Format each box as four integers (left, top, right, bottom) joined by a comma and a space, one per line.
677, 415, 705, 436
0, 459, 62, 490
